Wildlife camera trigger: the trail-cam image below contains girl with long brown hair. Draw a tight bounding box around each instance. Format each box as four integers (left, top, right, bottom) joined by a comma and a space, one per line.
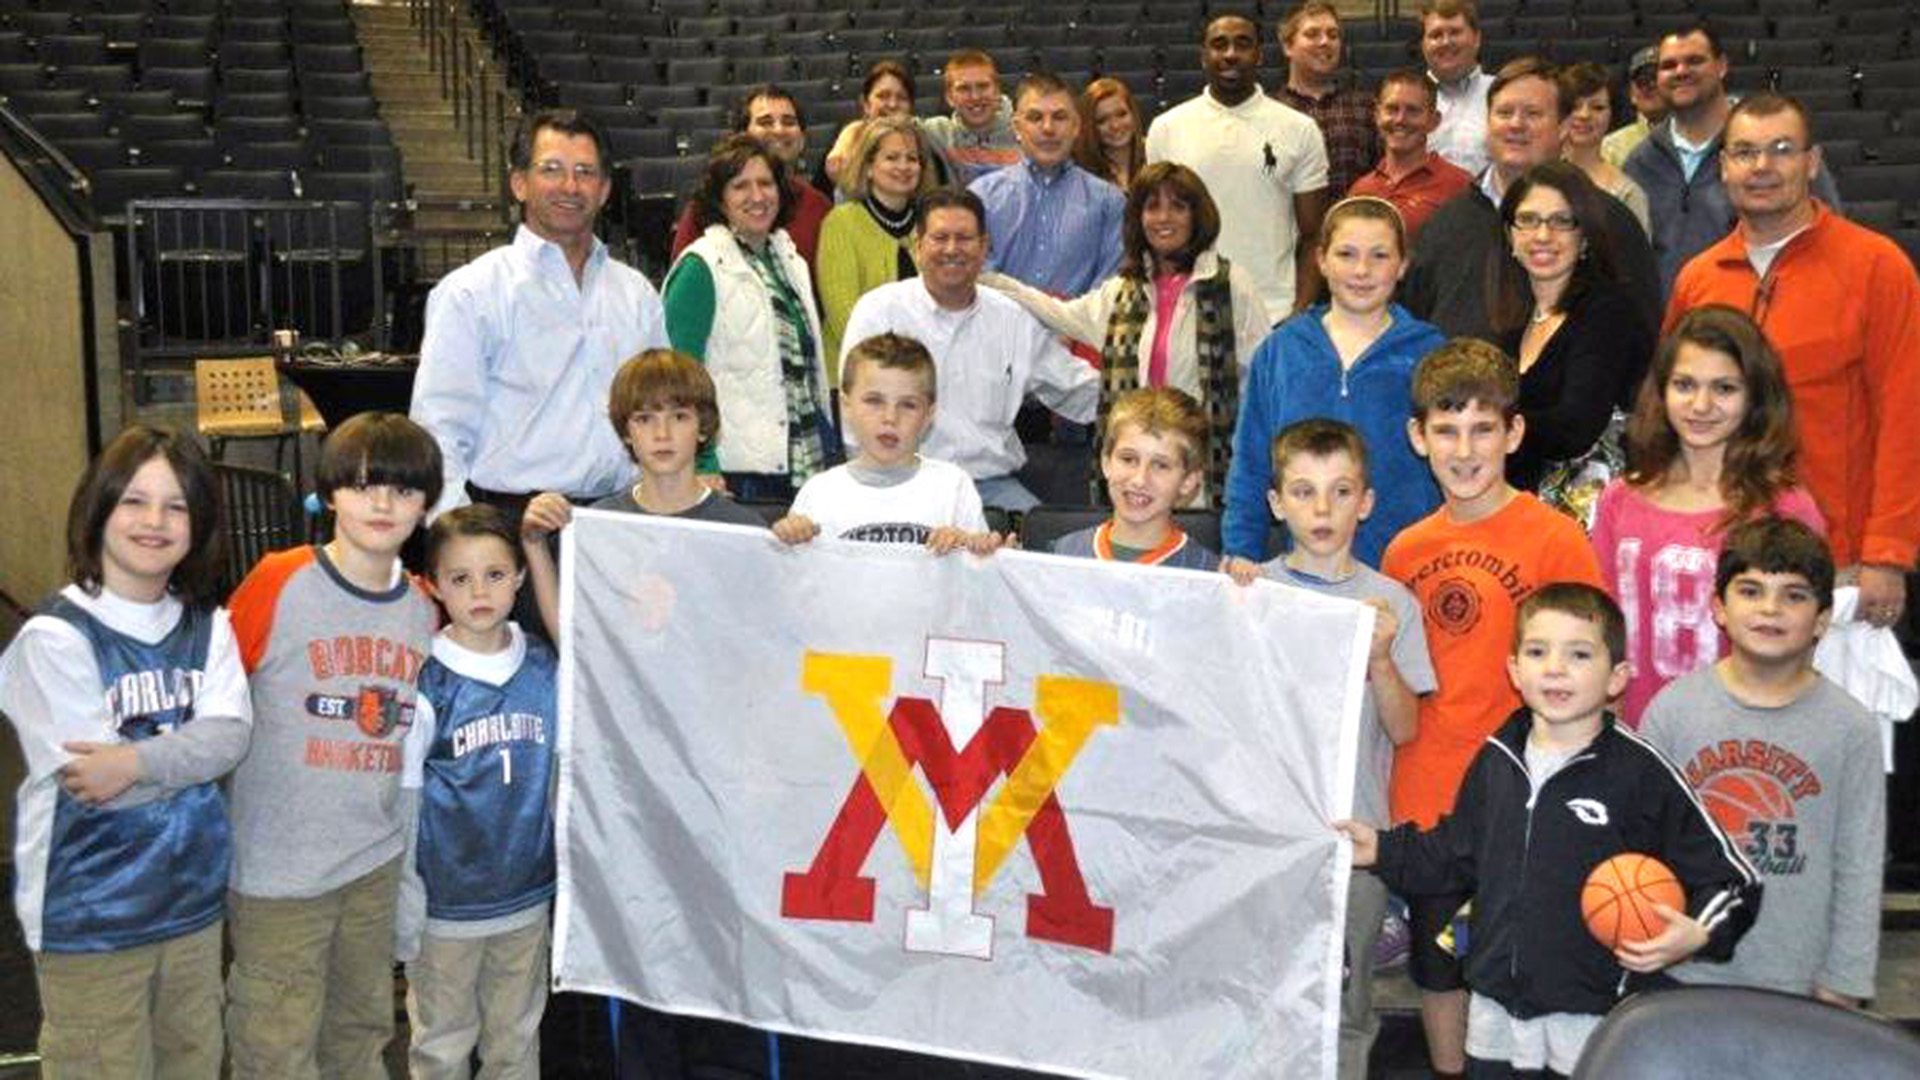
1589, 304, 1826, 723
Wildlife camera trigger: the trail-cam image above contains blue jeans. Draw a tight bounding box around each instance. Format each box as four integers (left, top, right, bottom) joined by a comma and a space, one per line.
974, 475, 1040, 512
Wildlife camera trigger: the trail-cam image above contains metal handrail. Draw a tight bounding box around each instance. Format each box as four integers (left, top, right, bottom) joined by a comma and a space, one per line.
0, 102, 100, 233
410, 0, 513, 222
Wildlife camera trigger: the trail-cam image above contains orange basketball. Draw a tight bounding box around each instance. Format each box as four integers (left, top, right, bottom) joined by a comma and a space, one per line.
1581, 853, 1686, 951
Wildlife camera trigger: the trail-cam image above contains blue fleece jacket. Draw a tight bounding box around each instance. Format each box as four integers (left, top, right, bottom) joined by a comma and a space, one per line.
1222, 304, 1446, 565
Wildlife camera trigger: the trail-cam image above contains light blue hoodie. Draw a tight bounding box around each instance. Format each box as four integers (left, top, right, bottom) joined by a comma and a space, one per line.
1222, 303, 1446, 566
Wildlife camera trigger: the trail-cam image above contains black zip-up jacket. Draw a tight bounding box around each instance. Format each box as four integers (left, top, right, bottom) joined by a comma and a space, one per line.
1376, 709, 1761, 1018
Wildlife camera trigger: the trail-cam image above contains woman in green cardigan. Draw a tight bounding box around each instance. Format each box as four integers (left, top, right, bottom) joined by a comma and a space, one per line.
814, 115, 940, 379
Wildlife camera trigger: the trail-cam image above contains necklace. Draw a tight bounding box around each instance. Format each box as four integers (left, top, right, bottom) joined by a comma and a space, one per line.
1529, 306, 1557, 325
865, 194, 915, 237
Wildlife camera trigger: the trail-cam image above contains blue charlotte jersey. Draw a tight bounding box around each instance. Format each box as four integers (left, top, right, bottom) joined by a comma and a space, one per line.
38, 595, 228, 953
415, 636, 558, 921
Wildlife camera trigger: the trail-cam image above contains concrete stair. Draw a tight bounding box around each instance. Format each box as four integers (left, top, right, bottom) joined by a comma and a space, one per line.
349, 0, 515, 259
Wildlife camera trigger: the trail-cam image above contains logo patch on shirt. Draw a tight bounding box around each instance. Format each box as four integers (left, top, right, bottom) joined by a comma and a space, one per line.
1566, 798, 1610, 826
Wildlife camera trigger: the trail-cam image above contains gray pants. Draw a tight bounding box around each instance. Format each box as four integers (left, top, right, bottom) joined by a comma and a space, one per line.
1341, 870, 1391, 1080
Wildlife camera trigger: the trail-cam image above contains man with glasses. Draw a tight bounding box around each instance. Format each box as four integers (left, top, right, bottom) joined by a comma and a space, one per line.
412, 108, 668, 526
1400, 58, 1658, 343
1669, 93, 1920, 631
1600, 45, 1665, 167
840, 189, 1099, 512
922, 51, 1022, 185
1625, 22, 1842, 295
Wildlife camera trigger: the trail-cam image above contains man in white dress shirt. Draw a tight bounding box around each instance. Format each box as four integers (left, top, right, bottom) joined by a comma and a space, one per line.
410, 108, 668, 523
1419, 0, 1496, 177
839, 189, 1099, 512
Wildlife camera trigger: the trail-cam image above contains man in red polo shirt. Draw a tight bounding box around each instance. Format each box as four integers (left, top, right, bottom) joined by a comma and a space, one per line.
1347, 68, 1471, 240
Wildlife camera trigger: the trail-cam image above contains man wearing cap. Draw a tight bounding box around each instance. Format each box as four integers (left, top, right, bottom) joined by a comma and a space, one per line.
1600, 45, 1666, 167
1625, 21, 1842, 294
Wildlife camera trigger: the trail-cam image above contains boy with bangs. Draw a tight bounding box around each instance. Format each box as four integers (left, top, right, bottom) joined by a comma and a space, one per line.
1344, 583, 1760, 1078
519, 348, 765, 638
1641, 517, 1884, 1007
1053, 387, 1217, 570
1379, 340, 1605, 1078
1244, 417, 1435, 1079
775, 333, 999, 553
225, 413, 444, 1074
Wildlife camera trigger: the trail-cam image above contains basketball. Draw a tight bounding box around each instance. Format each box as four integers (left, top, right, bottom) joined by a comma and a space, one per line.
1582, 853, 1687, 951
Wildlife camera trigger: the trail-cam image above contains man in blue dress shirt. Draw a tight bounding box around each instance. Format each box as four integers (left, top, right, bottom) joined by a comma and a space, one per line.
969, 72, 1126, 299
411, 108, 669, 523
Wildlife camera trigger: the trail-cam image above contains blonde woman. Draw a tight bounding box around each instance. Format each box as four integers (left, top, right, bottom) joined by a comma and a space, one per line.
815, 116, 940, 372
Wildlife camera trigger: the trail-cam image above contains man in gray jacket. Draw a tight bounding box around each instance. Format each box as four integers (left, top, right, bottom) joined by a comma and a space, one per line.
1625, 21, 1841, 296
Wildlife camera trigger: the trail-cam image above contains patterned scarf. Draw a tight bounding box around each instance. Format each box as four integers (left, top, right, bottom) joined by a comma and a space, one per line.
741, 237, 831, 483
1097, 256, 1239, 506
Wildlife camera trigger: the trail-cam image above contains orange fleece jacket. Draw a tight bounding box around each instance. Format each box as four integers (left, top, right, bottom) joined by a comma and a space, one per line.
1667, 202, 1920, 570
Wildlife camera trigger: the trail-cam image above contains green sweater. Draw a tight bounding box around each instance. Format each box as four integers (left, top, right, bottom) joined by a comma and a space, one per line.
815, 201, 915, 380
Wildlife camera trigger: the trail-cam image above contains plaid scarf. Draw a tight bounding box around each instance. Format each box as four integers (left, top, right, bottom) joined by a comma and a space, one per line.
741, 237, 830, 484
1097, 257, 1240, 506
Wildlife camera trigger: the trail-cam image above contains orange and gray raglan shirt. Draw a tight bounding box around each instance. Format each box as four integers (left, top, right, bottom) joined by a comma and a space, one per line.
225, 545, 436, 899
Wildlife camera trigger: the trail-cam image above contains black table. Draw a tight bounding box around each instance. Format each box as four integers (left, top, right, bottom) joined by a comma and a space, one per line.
277, 356, 418, 430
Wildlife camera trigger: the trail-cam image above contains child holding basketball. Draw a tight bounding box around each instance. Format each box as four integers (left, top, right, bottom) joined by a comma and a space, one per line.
1589, 305, 1824, 724
1343, 583, 1761, 1078
0, 425, 248, 1076
1640, 517, 1884, 1007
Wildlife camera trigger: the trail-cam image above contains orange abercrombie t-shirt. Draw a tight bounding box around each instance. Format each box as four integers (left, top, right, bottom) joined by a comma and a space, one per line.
1380, 493, 1604, 828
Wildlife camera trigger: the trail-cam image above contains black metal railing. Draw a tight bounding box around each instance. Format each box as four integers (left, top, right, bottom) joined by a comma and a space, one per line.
411, 0, 516, 212
124, 199, 387, 379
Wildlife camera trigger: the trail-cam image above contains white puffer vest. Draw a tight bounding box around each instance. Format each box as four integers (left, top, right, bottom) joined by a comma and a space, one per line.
668, 226, 828, 474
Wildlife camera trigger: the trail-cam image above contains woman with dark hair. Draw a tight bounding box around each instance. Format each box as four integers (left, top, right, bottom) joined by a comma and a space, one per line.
816, 116, 939, 370
1073, 77, 1146, 190
1558, 62, 1650, 234
982, 162, 1269, 503
663, 134, 835, 501
1488, 160, 1656, 506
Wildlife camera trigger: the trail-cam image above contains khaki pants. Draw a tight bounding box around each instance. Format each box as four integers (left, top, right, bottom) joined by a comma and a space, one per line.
35, 919, 223, 1080
406, 918, 549, 1080
1340, 870, 1391, 1080
227, 858, 401, 1080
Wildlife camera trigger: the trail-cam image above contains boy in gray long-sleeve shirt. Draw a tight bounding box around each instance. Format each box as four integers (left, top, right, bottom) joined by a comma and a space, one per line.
1640, 517, 1884, 1004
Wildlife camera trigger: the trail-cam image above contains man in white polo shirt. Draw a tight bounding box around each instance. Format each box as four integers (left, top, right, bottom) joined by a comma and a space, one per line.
839, 188, 1099, 512
1146, 13, 1329, 320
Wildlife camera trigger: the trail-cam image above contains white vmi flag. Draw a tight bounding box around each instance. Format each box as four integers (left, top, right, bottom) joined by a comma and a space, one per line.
552, 510, 1373, 1080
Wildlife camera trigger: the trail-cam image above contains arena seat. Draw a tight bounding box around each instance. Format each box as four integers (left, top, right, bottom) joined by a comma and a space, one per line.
1571, 986, 1920, 1079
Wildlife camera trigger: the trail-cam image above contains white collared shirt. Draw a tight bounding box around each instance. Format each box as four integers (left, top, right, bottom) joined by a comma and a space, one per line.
839, 279, 1099, 479
1430, 65, 1496, 177
412, 225, 668, 516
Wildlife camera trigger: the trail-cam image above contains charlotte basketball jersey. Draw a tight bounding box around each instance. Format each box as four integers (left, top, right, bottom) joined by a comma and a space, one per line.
26, 595, 227, 952
411, 627, 558, 921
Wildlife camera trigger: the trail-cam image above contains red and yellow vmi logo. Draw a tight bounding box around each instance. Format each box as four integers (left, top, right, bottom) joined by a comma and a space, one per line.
782, 638, 1119, 957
